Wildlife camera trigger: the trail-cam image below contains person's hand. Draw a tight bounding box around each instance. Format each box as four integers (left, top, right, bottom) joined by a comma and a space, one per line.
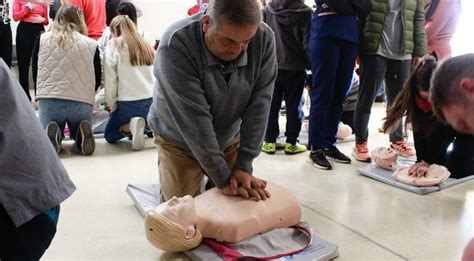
29, 14, 46, 24
408, 161, 430, 177
412, 56, 423, 68
229, 170, 271, 201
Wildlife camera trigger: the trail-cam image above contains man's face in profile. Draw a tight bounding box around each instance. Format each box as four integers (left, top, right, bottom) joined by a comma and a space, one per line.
202, 15, 258, 62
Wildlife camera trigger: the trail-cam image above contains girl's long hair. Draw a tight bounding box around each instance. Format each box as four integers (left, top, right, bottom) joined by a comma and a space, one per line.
382, 56, 438, 134
109, 15, 154, 66
49, 5, 88, 49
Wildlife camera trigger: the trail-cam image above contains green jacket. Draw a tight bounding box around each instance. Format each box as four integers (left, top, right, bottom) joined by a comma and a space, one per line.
360, 0, 427, 57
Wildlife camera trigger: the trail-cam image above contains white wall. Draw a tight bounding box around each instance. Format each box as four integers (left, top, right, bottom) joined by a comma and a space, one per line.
451, 0, 474, 55
9, 0, 196, 44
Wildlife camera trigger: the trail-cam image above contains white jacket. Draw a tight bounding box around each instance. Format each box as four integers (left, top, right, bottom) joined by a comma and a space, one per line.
104, 38, 154, 110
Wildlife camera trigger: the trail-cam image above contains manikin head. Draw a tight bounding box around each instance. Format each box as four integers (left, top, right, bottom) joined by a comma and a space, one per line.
371, 147, 399, 171
336, 123, 352, 140
431, 53, 474, 135
393, 164, 451, 187
202, 0, 262, 62
144, 195, 202, 252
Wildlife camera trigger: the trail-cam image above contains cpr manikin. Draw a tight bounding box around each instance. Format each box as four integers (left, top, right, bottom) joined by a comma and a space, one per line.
371, 147, 400, 171
393, 164, 451, 187
370, 147, 451, 186
144, 182, 301, 252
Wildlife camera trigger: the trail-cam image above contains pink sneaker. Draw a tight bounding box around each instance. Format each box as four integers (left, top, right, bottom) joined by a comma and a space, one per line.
352, 142, 371, 162
390, 141, 416, 157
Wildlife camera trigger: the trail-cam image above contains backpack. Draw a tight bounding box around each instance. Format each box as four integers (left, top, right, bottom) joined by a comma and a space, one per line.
326, 0, 372, 16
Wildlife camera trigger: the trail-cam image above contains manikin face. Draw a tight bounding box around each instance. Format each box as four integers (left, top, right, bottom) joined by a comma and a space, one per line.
202, 15, 258, 62
154, 195, 197, 238
371, 147, 398, 160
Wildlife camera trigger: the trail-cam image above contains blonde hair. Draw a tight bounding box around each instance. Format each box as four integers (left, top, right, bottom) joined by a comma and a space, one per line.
109, 15, 155, 66
49, 5, 88, 49
144, 211, 202, 252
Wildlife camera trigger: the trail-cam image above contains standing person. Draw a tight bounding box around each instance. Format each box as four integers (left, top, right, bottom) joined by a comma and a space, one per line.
13, 0, 49, 101
0, 58, 76, 260
306, 0, 358, 169
0, 0, 12, 67
148, 0, 276, 202
66, 0, 106, 40
104, 15, 154, 150
352, 0, 427, 162
32, 4, 100, 155
261, 0, 311, 155
424, 0, 462, 60
431, 53, 474, 135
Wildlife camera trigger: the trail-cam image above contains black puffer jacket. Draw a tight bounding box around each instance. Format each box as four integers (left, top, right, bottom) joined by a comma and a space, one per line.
263, 0, 312, 71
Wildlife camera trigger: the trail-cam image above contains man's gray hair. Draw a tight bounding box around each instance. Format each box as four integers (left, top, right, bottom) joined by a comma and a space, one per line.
430, 53, 474, 121
207, 0, 262, 26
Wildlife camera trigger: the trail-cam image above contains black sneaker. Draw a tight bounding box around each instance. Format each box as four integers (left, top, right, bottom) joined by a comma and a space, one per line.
308, 149, 332, 170
325, 147, 351, 164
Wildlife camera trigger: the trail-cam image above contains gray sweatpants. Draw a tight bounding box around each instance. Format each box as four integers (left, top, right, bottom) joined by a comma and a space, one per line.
354, 54, 411, 144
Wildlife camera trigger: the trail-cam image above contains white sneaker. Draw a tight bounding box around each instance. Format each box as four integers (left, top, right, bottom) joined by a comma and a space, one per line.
130, 117, 145, 150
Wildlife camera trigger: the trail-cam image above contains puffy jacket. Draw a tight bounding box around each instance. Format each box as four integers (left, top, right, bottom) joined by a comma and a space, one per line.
360, 0, 427, 57
36, 32, 98, 105
263, 0, 311, 71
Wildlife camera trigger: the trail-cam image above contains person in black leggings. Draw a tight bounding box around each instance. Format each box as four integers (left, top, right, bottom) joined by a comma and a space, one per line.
0, 0, 12, 67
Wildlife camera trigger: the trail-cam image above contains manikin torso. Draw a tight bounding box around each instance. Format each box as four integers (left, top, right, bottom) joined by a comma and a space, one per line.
393, 164, 451, 186
194, 182, 302, 242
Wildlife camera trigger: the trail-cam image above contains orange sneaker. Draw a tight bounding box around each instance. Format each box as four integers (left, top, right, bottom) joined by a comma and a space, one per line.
390, 141, 416, 158
352, 142, 371, 162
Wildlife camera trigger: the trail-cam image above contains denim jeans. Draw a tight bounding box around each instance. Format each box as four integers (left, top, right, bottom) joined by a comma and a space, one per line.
105, 98, 152, 143
39, 98, 93, 142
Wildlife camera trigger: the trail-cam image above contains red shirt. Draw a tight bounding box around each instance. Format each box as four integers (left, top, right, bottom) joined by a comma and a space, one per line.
12, 0, 49, 26
68, 0, 106, 40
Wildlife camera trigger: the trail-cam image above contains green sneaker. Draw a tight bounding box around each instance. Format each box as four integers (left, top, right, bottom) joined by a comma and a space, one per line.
262, 142, 276, 154
284, 143, 307, 155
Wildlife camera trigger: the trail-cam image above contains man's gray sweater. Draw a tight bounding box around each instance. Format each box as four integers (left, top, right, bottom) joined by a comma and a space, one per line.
147, 13, 277, 189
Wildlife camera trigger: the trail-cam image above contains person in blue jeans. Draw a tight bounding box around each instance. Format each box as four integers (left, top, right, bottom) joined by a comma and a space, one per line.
32, 5, 101, 156
104, 15, 155, 150
261, 0, 311, 155
307, 0, 358, 170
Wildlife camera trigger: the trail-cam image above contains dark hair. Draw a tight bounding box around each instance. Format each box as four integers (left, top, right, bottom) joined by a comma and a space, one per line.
106, 0, 122, 26
207, 0, 262, 26
116, 2, 138, 25
383, 56, 437, 134
431, 53, 474, 122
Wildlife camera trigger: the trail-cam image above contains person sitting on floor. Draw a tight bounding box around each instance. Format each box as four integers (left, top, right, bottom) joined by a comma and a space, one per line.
32, 4, 100, 155
104, 15, 155, 150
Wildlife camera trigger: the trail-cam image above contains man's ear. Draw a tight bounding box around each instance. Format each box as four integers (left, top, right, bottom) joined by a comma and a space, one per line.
202, 15, 210, 33
459, 77, 474, 98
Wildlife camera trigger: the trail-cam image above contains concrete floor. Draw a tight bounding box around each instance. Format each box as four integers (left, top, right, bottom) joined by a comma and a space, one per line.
40, 104, 473, 260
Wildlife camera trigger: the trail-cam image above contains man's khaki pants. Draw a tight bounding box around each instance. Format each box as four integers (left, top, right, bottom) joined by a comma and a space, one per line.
154, 135, 238, 202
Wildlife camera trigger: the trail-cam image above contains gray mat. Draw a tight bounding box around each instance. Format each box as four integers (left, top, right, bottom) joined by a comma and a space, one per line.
357, 164, 474, 195
126, 184, 161, 216
186, 234, 339, 261
126, 184, 339, 260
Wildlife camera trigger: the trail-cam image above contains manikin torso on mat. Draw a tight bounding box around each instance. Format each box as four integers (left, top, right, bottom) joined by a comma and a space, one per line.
194, 182, 302, 242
